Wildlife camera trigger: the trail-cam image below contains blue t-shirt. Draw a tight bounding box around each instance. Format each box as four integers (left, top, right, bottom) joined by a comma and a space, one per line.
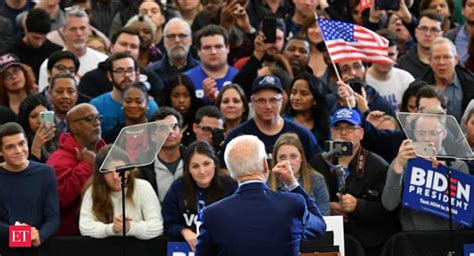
90, 93, 159, 135
219, 119, 321, 168
184, 65, 238, 101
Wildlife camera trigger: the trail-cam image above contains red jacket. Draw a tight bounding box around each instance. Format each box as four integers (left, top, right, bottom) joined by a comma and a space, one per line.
46, 133, 106, 236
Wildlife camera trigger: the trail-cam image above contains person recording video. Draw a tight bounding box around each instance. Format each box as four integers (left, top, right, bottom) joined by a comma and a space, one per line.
309, 108, 400, 256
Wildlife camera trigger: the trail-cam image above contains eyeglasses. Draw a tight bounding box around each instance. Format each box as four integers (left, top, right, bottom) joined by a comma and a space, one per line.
165, 33, 189, 40
2, 66, 22, 80
112, 68, 136, 77
331, 126, 360, 133
71, 114, 102, 123
413, 129, 444, 137
252, 96, 282, 106
53, 64, 76, 74
198, 125, 223, 135
416, 26, 442, 34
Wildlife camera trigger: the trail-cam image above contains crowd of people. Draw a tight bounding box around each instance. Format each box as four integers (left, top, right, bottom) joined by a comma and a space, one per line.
1, 0, 474, 255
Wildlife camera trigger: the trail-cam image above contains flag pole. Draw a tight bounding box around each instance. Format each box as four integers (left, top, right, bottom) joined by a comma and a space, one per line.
315, 15, 352, 107
315, 14, 343, 82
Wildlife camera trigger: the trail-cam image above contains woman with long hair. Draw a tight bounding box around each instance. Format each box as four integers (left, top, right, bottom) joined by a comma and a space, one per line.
164, 74, 204, 145
284, 73, 330, 148
299, 11, 329, 79
0, 56, 38, 114
17, 93, 58, 161
162, 141, 236, 251
269, 133, 330, 216
215, 83, 249, 135
79, 145, 163, 239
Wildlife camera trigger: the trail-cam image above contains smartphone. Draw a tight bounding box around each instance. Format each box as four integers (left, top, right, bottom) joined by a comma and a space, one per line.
348, 80, 363, 95
375, 0, 400, 10
262, 17, 277, 43
412, 141, 436, 157
40, 111, 55, 125
212, 129, 225, 151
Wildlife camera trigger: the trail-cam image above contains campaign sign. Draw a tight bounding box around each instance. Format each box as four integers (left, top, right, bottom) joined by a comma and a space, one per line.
167, 242, 194, 256
464, 243, 474, 256
403, 158, 474, 227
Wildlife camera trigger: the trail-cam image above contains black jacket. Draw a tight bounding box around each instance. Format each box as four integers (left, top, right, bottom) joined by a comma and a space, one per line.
396, 45, 430, 79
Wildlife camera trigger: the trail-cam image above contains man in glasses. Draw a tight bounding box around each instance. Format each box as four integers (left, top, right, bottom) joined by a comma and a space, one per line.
46, 103, 106, 236
309, 108, 400, 256
219, 75, 320, 170
148, 17, 199, 86
38, 6, 108, 92
187, 105, 224, 147
90, 52, 158, 136
78, 27, 164, 103
397, 10, 444, 79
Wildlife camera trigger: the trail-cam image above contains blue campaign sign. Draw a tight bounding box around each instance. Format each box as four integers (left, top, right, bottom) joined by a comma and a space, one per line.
167, 242, 194, 256
403, 158, 474, 227
465, 243, 474, 256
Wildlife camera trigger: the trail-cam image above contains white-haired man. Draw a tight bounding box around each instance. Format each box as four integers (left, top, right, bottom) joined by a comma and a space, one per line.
420, 37, 474, 122
196, 135, 326, 256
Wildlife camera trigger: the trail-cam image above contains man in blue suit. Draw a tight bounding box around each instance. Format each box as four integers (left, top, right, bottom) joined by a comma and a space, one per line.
196, 135, 326, 256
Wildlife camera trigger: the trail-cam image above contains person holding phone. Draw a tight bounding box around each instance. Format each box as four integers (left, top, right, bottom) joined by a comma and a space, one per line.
17, 93, 58, 162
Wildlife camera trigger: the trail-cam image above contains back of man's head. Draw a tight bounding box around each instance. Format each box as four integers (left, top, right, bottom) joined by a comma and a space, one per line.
0, 122, 25, 149
25, 8, 51, 35
224, 135, 267, 180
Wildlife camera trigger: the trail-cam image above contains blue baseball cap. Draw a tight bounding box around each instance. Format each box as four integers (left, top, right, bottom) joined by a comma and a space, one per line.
330, 108, 361, 127
251, 75, 283, 95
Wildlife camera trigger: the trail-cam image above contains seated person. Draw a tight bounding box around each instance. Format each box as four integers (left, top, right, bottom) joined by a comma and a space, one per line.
79, 146, 163, 239
269, 133, 330, 216
0, 122, 59, 251
161, 141, 236, 251
382, 108, 469, 231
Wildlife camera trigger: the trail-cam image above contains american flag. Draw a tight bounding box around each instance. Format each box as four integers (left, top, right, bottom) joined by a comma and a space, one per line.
317, 18, 394, 65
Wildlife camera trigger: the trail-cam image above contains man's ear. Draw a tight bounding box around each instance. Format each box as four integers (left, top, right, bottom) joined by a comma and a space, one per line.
107, 71, 112, 82
192, 123, 199, 134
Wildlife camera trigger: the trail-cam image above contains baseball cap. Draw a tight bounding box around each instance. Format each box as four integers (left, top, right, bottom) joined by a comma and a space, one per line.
251, 75, 283, 95
0, 53, 22, 73
330, 108, 361, 127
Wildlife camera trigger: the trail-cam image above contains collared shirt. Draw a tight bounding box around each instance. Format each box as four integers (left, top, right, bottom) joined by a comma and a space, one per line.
444, 73, 463, 122
455, 24, 469, 67
238, 179, 264, 187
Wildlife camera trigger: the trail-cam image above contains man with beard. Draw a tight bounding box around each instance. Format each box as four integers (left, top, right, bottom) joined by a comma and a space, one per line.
138, 107, 186, 202
283, 36, 312, 77
48, 72, 79, 134
37, 6, 108, 92
90, 52, 158, 135
46, 103, 106, 235
445, 0, 474, 67
78, 26, 164, 103
397, 10, 444, 78
184, 24, 238, 103
148, 17, 199, 87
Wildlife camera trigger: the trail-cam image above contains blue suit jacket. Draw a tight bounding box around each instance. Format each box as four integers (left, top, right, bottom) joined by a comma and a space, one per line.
195, 182, 327, 256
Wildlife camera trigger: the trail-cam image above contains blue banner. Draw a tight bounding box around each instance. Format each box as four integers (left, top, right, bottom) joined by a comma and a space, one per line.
167, 242, 194, 256
403, 158, 474, 227
464, 243, 474, 256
